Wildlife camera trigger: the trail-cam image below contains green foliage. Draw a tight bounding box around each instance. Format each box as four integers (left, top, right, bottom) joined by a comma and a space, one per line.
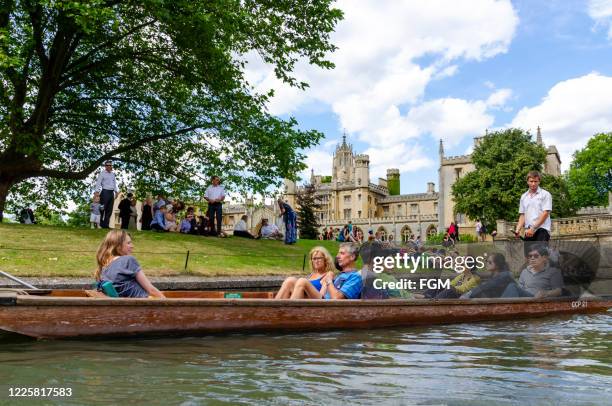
426, 232, 445, 245
540, 174, 576, 218
0, 1, 344, 218
452, 128, 548, 229
566, 133, 612, 209
387, 177, 400, 195
458, 234, 477, 243
33, 207, 66, 226
296, 184, 320, 239
426, 231, 477, 244
65, 201, 92, 228
320, 176, 332, 183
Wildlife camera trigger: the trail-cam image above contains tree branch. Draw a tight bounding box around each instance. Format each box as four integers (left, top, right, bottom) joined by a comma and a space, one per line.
64, 19, 156, 75
34, 126, 199, 179
27, 2, 48, 68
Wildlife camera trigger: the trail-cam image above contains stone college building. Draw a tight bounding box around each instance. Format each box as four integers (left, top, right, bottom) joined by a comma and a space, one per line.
281, 128, 561, 242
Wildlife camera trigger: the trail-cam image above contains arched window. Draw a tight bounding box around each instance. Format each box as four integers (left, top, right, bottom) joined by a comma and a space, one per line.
401, 225, 413, 243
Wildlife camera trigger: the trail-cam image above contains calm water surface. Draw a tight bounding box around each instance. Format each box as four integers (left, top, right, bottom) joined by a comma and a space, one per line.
0, 314, 611, 405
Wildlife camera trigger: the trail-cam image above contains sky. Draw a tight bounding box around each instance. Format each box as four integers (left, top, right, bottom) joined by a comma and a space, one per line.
245, 0, 612, 195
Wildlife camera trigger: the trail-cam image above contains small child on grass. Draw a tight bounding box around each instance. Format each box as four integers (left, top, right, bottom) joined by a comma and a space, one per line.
90, 192, 102, 229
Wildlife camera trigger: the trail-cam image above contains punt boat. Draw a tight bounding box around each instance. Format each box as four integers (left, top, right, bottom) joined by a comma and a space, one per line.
0, 289, 610, 339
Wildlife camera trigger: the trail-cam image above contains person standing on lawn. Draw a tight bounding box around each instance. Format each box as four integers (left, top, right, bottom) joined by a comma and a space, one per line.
204, 175, 225, 236
278, 198, 297, 244
95, 160, 119, 228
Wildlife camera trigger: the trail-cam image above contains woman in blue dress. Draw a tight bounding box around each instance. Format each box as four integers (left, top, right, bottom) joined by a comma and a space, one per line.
274, 247, 335, 299
278, 198, 297, 244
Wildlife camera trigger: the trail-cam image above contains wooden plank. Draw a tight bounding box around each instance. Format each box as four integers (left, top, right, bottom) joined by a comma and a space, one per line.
84, 290, 108, 298
0, 299, 610, 339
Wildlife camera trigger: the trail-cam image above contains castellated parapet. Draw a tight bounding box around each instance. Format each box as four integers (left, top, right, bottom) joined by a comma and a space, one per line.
355, 154, 370, 166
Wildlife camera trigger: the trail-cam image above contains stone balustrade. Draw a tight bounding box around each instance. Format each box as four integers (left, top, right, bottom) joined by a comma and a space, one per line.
496, 214, 612, 241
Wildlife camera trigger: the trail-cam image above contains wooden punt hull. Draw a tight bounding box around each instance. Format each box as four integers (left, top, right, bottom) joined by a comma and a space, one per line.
0, 291, 610, 339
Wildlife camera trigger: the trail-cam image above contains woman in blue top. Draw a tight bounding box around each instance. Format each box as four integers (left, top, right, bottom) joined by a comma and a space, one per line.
278, 198, 297, 244
274, 247, 335, 299
95, 230, 165, 298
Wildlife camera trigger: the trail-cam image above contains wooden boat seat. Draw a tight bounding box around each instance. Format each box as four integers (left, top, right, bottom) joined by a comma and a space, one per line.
85, 290, 108, 298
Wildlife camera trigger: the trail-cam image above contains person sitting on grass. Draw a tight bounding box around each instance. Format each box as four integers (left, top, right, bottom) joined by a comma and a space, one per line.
233, 215, 256, 239
260, 218, 283, 240
95, 229, 165, 298
150, 205, 168, 232
275, 246, 335, 299
164, 204, 179, 232
180, 213, 195, 234
197, 215, 210, 236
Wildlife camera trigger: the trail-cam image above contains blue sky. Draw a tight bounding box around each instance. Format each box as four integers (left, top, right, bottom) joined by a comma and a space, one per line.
245, 0, 612, 195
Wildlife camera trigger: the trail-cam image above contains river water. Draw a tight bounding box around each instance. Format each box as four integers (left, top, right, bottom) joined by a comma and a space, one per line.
0, 314, 611, 405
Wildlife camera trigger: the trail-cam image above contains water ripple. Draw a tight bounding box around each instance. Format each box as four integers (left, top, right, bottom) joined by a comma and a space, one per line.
0, 314, 610, 405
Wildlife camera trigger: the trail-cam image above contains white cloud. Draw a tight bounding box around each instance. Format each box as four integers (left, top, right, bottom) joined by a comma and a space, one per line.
587, 0, 612, 39
511, 72, 612, 170
407, 98, 494, 147
363, 144, 435, 181
486, 88, 513, 108
245, 0, 518, 135
300, 149, 334, 182
245, 0, 519, 187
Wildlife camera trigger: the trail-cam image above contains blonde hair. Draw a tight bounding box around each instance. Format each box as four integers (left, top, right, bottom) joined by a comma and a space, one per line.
309, 246, 335, 274
95, 230, 130, 281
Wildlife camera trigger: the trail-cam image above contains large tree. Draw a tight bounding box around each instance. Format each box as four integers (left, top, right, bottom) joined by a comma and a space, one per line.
566, 133, 612, 209
296, 183, 320, 239
452, 128, 575, 230
0, 0, 343, 220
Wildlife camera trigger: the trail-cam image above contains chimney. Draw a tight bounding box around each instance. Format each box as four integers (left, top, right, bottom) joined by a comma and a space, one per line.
427, 182, 435, 193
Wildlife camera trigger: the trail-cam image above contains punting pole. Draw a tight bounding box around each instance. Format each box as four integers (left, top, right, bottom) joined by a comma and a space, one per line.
0, 270, 38, 290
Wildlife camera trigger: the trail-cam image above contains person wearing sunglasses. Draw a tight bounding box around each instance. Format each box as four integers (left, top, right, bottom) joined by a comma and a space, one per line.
94, 160, 119, 228
501, 245, 563, 298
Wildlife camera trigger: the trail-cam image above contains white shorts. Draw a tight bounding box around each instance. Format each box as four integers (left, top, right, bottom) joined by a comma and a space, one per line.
90, 214, 101, 223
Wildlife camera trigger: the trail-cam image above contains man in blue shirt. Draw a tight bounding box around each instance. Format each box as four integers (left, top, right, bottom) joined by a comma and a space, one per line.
322, 243, 362, 299
150, 206, 168, 232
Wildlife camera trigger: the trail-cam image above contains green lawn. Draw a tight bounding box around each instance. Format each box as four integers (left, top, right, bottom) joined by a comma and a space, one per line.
0, 224, 340, 277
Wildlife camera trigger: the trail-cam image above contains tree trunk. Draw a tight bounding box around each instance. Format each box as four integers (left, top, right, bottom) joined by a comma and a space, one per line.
0, 179, 13, 223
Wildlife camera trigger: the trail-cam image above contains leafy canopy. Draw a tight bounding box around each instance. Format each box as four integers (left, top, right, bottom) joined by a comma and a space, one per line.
452, 128, 575, 229
566, 133, 612, 209
0, 0, 343, 216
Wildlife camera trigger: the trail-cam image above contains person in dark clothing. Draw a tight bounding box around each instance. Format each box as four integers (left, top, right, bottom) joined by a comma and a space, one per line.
19, 207, 36, 224
461, 253, 514, 298
118, 193, 133, 230
197, 215, 210, 236
140, 197, 153, 230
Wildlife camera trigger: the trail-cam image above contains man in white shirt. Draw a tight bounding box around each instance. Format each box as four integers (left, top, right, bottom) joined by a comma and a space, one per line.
514, 170, 552, 241
233, 215, 255, 239
260, 218, 283, 240
94, 160, 119, 228
204, 175, 225, 236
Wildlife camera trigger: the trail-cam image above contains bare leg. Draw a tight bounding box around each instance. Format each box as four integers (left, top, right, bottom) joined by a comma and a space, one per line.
290, 278, 323, 299
274, 277, 297, 299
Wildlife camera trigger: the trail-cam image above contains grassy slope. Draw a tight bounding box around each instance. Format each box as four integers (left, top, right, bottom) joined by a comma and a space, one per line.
0, 224, 340, 277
